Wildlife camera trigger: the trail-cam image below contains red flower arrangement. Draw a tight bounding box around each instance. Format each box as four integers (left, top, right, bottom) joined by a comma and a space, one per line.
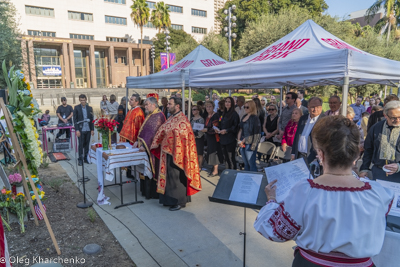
93, 116, 119, 135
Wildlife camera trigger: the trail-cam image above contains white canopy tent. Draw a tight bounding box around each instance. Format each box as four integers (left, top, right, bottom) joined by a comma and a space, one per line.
125, 45, 227, 117
189, 19, 400, 115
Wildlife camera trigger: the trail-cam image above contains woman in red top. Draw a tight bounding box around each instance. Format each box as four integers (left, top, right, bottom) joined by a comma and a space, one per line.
281, 108, 302, 152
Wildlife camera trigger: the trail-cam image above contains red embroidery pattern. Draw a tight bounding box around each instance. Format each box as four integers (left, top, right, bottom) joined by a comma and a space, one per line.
268, 203, 301, 241
307, 179, 372, 192
386, 198, 394, 217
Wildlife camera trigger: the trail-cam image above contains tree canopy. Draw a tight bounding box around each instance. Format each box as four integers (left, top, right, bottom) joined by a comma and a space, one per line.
0, 0, 22, 88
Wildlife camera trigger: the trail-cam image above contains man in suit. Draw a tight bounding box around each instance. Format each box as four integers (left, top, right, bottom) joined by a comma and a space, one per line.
291, 97, 325, 164
73, 94, 94, 166
298, 90, 308, 108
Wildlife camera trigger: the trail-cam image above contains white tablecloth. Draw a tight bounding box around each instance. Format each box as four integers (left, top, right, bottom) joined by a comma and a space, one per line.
88, 142, 152, 205
373, 230, 400, 266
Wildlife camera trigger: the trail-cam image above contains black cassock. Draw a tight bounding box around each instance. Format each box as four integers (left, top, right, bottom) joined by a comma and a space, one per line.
159, 154, 191, 206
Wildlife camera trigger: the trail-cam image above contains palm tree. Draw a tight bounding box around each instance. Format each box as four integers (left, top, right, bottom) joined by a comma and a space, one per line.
151, 1, 171, 34
130, 0, 150, 76
366, 1, 399, 39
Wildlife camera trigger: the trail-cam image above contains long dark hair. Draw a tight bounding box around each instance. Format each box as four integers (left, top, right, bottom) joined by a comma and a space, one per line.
223, 97, 235, 119
253, 98, 263, 115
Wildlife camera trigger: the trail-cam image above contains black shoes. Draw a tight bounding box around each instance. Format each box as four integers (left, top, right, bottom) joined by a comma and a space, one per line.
169, 205, 181, 211
78, 160, 83, 166
84, 159, 89, 164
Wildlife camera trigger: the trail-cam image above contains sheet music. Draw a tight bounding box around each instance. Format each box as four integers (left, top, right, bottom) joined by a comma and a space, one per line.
376, 179, 400, 217
264, 158, 310, 203
192, 123, 204, 130
229, 173, 263, 204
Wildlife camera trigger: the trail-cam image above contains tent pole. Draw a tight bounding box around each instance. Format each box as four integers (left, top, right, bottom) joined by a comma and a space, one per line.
341, 76, 349, 116
229, 90, 231, 96
188, 87, 192, 121
125, 87, 129, 115
181, 70, 185, 115
385, 85, 387, 98
397, 84, 400, 99
280, 87, 283, 115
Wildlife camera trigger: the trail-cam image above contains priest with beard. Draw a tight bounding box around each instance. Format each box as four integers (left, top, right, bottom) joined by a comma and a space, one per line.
134, 95, 166, 199
120, 94, 145, 178
150, 97, 202, 211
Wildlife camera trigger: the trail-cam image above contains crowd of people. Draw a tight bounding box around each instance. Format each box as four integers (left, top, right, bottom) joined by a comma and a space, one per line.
46, 89, 398, 266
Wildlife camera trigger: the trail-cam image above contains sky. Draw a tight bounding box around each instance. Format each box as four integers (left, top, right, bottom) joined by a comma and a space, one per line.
324, 0, 378, 19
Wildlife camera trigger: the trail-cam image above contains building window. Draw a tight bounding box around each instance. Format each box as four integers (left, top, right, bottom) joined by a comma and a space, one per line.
28, 30, 56, 37
171, 24, 183, 31
105, 16, 127, 25
191, 9, 207, 17
114, 56, 118, 63
25, 6, 54, 17
167, 5, 183, 13
106, 37, 128, 42
68, 11, 93, 21
144, 22, 156, 28
69, 34, 94, 40
146, 1, 156, 9
104, 0, 126, 4
121, 56, 127, 64
192, 27, 207, 34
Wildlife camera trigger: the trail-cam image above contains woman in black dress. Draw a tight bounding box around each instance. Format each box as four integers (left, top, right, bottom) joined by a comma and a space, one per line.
190, 105, 205, 171
218, 97, 239, 170
201, 100, 224, 176
263, 104, 280, 146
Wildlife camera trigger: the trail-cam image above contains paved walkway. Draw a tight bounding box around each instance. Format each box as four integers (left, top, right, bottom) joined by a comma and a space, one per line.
59, 151, 295, 267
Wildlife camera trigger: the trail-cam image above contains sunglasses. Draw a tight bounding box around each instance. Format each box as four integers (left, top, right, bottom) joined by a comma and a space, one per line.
268, 109, 276, 111
192, 109, 198, 111
244, 106, 250, 109
285, 97, 291, 99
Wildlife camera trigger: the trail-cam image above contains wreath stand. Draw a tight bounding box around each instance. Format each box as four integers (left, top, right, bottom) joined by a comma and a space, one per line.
0, 98, 61, 255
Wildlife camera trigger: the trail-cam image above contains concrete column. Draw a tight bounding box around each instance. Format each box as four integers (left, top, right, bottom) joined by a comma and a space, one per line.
89, 44, 97, 88
68, 43, 76, 88
27, 40, 37, 88
60, 55, 65, 88
21, 41, 30, 81
128, 47, 134, 76
62, 43, 71, 88
108, 46, 115, 86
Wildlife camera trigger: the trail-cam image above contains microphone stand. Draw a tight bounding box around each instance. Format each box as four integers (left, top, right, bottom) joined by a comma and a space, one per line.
76, 119, 93, 209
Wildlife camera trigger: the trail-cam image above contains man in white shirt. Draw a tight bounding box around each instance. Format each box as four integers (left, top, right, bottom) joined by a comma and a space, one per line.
235, 96, 246, 119
212, 93, 219, 112
291, 97, 325, 164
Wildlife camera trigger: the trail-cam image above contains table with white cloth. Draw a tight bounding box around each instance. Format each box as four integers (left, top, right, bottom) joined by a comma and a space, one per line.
372, 216, 400, 266
88, 142, 152, 208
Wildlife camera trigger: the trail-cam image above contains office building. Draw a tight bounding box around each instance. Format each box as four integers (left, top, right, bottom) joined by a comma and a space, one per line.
13, 0, 218, 89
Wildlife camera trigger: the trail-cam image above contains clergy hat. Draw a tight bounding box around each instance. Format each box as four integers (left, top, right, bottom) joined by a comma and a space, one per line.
147, 93, 159, 101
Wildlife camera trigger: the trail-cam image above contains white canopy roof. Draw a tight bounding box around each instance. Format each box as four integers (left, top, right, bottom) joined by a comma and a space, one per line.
126, 45, 227, 89
189, 20, 400, 89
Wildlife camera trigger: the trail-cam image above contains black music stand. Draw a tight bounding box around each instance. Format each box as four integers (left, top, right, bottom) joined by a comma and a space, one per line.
209, 169, 268, 267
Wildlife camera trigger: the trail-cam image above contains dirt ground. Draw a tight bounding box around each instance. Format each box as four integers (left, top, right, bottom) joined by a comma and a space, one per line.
5, 163, 136, 267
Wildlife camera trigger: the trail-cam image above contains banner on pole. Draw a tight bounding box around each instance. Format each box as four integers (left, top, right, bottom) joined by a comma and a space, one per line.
161, 53, 176, 70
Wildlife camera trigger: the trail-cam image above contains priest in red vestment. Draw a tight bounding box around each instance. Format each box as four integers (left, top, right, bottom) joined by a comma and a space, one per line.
120, 94, 145, 144
151, 97, 202, 211
136, 96, 166, 199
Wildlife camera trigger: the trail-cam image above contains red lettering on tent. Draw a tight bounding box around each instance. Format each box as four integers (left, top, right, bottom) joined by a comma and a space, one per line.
200, 59, 227, 67
166, 60, 194, 73
246, 38, 310, 63
321, 38, 363, 54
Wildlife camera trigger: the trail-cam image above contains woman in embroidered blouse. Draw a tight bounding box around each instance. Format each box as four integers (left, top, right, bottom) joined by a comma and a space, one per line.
255, 116, 393, 267
237, 100, 261, 172
201, 101, 224, 177
281, 108, 302, 152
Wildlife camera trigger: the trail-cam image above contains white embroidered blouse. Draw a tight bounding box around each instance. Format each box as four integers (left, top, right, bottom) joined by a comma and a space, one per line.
254, 179, 394, 258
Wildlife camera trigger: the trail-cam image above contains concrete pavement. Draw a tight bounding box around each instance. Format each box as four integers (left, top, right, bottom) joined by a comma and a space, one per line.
58, 150, 295, 267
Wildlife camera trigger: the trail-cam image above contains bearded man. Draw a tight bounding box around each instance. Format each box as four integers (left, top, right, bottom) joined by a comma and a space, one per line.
150, 97, 202, 211
134, 95, 166, 199
120, 94, 144, 144
360, 101, 400, 182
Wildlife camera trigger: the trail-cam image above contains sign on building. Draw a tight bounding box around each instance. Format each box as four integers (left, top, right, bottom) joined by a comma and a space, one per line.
42, 66, 62, 76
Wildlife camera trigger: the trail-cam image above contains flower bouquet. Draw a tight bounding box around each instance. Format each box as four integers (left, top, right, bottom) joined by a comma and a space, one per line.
1, 60, 43, 176
0, 188, 13, 231
93, 116, 119, 150
27, 175, 47, 221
